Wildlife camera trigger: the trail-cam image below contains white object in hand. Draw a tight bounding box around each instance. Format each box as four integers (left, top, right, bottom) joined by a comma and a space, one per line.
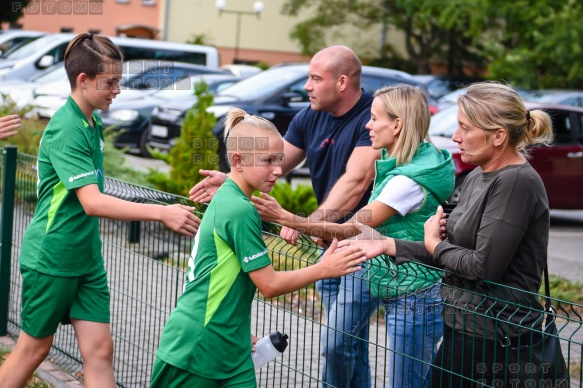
252, 331, 289, 370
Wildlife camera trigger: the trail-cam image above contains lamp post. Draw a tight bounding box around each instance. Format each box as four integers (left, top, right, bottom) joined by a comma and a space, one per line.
215, 0, 264, 64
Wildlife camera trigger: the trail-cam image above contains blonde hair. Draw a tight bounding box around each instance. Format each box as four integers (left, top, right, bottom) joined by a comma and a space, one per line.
224, 108, 282, 168
458, 82, 554, 156
224, 108, 279, 143
374, 84, 433, 165
64, 33, 123, 90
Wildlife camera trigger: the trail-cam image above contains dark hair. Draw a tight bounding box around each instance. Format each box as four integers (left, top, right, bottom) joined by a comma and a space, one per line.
64, 33, 123, 89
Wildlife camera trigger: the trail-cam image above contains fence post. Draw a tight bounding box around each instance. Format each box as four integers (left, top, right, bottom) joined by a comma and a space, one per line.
0, 146, 17, 336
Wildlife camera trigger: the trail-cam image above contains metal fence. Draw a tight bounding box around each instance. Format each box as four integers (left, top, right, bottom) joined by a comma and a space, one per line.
1, 147, 582, 387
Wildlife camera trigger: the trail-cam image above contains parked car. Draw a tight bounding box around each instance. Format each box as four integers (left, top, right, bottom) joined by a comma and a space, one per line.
148, 64, 438, 171
437, 85, 531, 110
0, 30, 45, 57
522, 90, 583, 107
412, 74, 483, 100
0, 33, 221, 81
100, 73, 241, 156
429, 103, 583, 209
219, 64, 263, 78
31, 60, 230, 119
0, 63, 66, 112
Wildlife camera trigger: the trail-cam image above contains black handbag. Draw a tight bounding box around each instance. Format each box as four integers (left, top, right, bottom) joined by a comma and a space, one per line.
482, 266, 570, 387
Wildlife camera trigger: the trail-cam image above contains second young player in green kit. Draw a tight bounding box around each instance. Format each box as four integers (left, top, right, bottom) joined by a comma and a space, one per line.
0, 33, 200, 388
151, 108, 369, 388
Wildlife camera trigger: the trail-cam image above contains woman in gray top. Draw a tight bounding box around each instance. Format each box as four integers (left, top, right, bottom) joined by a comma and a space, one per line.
339, 82, 555, 387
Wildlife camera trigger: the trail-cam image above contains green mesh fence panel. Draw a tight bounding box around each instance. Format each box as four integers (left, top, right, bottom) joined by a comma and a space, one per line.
1, 149, 582, 387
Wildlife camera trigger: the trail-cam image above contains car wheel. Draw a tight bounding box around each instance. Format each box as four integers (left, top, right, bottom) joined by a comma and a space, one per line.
138, 128, 152, 158
448, 173, 468, 204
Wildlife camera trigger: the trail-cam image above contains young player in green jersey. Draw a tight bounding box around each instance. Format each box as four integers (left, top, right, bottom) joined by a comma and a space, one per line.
150, 108, 368, 388
0, 33, 200, 388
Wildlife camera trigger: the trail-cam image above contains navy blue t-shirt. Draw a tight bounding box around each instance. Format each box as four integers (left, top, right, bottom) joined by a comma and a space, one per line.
284, 92, 374, 219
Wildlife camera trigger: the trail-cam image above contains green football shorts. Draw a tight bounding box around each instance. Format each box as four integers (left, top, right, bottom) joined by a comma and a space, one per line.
150, 358, 257, 388
20, 264, 110, 338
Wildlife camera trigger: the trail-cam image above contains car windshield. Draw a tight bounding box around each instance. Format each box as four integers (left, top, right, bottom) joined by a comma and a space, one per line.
439, 89, 467, 106
429, 105, 458, 137
521, 91, 577, 105
31, 65, 67, 83
216, 66, 306, 100
153, 76, 202, 100
3, 34, 57, 60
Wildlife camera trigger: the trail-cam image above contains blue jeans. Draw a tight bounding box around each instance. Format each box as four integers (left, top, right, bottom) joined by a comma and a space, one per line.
317, 266, 378, 388
382, 282, 443, 388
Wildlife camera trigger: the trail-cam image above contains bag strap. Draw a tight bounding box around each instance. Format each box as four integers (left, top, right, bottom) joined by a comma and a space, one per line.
478, 265, 551, 347
543, 264, 552, 308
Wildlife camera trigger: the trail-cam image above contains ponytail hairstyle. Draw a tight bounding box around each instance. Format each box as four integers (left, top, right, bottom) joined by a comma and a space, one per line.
224, 108, 279, 144
374, 84, 433, 165
458, 82, 553, 156
64, 33, 123, 90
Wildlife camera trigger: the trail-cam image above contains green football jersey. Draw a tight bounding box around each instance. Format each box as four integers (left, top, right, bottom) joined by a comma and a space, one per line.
19, 97, 105, 276
156, 178, 272, 379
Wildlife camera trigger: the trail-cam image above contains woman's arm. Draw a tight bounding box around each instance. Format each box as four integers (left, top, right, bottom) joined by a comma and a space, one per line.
252, 192, 397, 241
426, 170, 542, 282
336, 223, 436, 266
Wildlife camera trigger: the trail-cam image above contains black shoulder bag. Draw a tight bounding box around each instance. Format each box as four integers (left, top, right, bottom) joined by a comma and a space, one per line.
482, 266, 570, 387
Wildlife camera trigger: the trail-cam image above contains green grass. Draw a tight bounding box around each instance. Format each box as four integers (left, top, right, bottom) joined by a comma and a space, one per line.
543, 274, 583, 304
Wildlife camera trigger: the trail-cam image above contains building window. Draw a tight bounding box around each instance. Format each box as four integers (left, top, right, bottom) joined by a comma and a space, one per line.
142, 0, 155, 5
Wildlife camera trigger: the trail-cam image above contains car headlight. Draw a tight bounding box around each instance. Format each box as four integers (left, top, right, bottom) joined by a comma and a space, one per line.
108, 109, 139, 121
206, 105, 233, 119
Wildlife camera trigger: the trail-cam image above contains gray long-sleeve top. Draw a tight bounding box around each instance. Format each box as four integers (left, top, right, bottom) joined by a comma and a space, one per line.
395, 162, 549, 339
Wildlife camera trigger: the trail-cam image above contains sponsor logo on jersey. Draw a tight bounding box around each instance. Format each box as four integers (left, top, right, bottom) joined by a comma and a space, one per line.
68, 170, 96, 182
243, 250, 267, 263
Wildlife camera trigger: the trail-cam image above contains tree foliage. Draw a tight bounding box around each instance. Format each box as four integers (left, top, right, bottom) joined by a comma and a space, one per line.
481, 0, 583, 88
0, 1, 30, 26
281, 0, 583, 88
282, 0, 486, 75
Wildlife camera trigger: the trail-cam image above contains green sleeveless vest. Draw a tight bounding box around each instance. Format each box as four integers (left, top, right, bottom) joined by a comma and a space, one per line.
367, 142, 454, 299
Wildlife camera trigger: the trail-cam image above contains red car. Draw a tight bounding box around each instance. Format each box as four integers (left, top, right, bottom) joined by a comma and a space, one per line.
429, 102, 583, 209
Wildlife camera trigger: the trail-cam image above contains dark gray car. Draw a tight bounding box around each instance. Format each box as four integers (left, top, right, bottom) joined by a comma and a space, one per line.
148, 64, 438, 171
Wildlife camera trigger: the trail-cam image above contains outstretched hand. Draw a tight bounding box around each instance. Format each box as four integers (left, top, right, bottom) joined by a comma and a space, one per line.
251, 192, 285, 223
188, 170, 227, 203
0, 115, 21, 140
336, 223, 388, 259
161, 204, 201, 236
319, 238, 367, 278
280, 226, 301, 246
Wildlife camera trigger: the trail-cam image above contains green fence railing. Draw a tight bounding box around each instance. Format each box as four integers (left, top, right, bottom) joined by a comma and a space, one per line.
1, 148, 582, 387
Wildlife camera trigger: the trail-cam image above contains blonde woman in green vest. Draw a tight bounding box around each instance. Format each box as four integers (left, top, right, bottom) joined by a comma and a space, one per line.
253, 84, 455, 387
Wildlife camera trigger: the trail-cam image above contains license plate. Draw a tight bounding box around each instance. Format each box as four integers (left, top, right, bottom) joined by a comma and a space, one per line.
151, 125, 168, 138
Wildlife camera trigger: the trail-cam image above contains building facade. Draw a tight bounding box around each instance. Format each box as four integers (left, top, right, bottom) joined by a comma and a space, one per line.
13, 0, 313, 65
